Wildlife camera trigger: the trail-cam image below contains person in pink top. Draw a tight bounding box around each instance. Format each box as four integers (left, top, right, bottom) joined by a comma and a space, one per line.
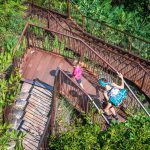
72, 61, 84, 89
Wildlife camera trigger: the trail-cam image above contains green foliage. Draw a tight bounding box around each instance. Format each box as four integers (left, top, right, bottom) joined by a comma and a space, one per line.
49, 118, 101, 150
72, 0, 150, 59
7, 69, 22, 103
15, 36, 27, 58
0, 123, 25, 150
119, 0, 150, 17
73, 0, 150, 40
53, 36, 60, 50
43, 36, 51, 51
0, 0, 27, 51
34, 29, 75, 58
34, 0, 66, 13
54, 96, 77, 134
0, 69, 21, 107
27, 15, 45, 27
49, 114, 150, 150
0, 52, 12, 76
99, 115, 150, 150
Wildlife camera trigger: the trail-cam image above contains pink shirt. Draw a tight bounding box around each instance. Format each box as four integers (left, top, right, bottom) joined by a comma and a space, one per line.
72, 66, 82, 80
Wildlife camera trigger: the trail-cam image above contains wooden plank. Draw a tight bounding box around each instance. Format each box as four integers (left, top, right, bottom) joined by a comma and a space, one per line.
23, 51, 43, 80
32, 53, 52, 82
44, 54, 64, 86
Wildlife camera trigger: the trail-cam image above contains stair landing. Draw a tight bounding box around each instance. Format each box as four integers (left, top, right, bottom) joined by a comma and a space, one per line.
22, 48, 101, 98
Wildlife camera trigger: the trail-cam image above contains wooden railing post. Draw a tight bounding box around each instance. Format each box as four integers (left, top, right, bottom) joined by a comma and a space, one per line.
31, 0, 34, 9
128, 36, 132, 52
47, 12, 50, 28
50, 68, 60, 135
26, 29, 30, 49
67, 0, 71, 19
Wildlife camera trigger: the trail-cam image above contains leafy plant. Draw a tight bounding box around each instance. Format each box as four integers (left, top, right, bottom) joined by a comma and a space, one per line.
49, 117, 101, 150
0, 123, 25, 150
99, 115, 150, 150
49, 114, 150, 150
0, 52, 12, 76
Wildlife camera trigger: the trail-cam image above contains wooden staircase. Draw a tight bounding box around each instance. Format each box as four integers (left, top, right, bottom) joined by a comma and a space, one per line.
9, 80, 53, 150
26, 3, 150, 98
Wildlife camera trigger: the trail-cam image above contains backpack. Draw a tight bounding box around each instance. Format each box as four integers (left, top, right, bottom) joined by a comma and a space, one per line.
109, 89, 127, 106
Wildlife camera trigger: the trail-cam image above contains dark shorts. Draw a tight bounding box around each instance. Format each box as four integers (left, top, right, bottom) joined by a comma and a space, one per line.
76, 79, 81, 84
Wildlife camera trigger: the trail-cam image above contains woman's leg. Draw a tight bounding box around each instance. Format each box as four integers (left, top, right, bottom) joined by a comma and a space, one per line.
110, 106, 117, 116
104, 102, 112, 115
110, 106, 118, 120
77, 79, 84, 89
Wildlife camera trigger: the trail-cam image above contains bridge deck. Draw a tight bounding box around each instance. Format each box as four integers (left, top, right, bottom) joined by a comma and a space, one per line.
21, 48, 125, 126
22, 48, 101, 98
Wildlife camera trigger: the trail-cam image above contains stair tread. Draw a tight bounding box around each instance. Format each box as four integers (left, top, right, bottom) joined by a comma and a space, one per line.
10, 80, 53, 150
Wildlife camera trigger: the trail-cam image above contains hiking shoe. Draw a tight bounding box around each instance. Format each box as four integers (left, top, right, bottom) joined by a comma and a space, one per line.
103, 113, 112, 120
112, 114, 118, 120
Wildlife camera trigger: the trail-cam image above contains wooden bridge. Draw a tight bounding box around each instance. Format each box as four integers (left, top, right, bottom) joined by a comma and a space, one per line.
26, 2, 150, 98
8, 21, 149, 149
6, 1, 150, 149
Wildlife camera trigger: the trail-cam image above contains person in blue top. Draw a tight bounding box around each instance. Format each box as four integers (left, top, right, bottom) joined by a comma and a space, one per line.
98, 73, 127, 120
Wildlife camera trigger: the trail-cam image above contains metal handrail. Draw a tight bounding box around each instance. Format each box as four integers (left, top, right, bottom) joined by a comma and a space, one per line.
124, 80, 150, 117
28, 23, 150, 77
26, 2, 150, 80
59, 68, 110, 124
27, 0, 150, 43
28, 23, 149, 116
48, 11, 150, 75
37, 67, 110, 149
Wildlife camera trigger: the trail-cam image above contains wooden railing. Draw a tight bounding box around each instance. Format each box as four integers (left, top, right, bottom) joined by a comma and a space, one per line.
37, 66, 110, 149
13, 23, 150, 116
49, 12, 150, 99
26, 0, 150, 60
53, 68, 109, 126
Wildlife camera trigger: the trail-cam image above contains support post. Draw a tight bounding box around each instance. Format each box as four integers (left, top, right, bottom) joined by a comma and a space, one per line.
47, 12, 50, 28
50, 68, 60, 135
128, 36, 132, 52
26, 29, 30, 49
67, 0, 71, 19
32, 0, 34, 5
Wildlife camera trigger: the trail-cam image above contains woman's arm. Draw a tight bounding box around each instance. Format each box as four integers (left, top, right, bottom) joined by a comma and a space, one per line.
112, 73, 124, 89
